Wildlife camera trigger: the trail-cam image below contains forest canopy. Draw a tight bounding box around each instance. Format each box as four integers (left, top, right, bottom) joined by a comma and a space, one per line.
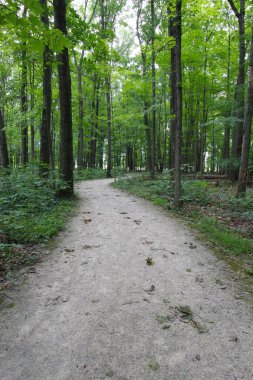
0, 0, 253, 200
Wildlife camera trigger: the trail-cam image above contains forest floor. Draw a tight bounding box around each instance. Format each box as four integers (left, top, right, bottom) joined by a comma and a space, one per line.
0, 179, 253, 380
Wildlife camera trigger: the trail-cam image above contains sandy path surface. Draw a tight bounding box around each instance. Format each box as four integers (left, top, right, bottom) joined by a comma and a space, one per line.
0, 179, 253, 380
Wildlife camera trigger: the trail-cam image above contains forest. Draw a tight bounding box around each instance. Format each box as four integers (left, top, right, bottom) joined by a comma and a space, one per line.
0, 0, 253, 275
1, 2, 253, 378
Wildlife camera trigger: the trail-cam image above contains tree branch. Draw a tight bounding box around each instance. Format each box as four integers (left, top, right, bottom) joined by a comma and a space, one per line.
227, 0, 240, 19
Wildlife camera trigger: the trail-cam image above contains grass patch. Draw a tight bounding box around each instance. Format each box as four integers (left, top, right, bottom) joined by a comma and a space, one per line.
187, 214, 252, 256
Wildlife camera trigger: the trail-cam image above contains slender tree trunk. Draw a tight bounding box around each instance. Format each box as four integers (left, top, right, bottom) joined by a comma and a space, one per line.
21, 7, 28, 165
54, 0, 73, 195
106, 75, 112, 177
222, 31, 231, 173
136, 5, 152, 172
51, 108, 55, 169
143, 56, 151, 172
93, 79, 100, 167
30, 61, 35, 161
40, 0, 52, 171
157, 98, 162, 171
236, 18, 253, 196
169, 0, 182, 205
163, 86, 168, 169
77, 68, 84, 169
89, 74, 99, 168
0, 109, 9, 168
227, 0, 245, 181
168, 4, 176, 169
150, 0, 156, 177
200, 46, 208, 173
77, 66, 84, 170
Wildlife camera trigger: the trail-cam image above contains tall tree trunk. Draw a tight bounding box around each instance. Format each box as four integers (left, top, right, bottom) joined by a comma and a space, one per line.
169, 0, 182, 205
89, 74, 99, 168
157, 98, 162, 171
168, 4, 176, 169
54, 0, 73, 195
222, 31, 231, 173
142, 56, 151, 172
200, 45, 208, 173
163, 86, 168, 169
150, 0, 156, 177
106, 75, 112, 177
30, 61, 35, 161
0, 109, 9, 168
21, 7, 28, 165
227, 0, 245, 181
77, 66, 84, 170
40, 0, 52, 172
236, 18, 253, 196
136, 5, 152, 172
93, 79, 100, 167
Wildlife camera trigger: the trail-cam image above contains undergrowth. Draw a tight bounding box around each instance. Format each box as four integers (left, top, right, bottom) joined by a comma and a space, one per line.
74, 167, 126, 181
0, 166, 75, 276
113, 174, 253, 275
74, 168, 107, 181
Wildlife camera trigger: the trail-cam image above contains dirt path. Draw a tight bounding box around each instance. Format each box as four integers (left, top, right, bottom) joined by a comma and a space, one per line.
0, 179, 253, 380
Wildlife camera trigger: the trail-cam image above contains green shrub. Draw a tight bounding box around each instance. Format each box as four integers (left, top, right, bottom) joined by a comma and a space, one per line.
74, 168, 106, 181
0, 166, 74, 244
181, 180, 210, 204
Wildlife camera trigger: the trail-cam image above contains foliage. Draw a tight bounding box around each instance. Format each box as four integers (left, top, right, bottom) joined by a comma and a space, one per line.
181, 180, 210, 205
74, 168, 107, 181
0, 166, 74, 243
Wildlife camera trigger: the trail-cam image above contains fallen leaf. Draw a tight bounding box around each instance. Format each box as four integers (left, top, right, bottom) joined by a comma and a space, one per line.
145, 285, 155, 293
146, 257, 154, 266
148, 359, 160, 370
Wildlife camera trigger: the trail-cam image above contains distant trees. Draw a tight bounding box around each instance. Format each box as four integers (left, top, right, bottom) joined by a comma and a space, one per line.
0, 0, 252, 198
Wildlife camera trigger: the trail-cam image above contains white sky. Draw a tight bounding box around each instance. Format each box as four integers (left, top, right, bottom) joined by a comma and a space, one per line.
71, 0, 139, 56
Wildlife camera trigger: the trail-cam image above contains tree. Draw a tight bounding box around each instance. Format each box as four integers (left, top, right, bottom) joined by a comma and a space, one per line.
21, 6, 28, 165
227, 0, 245, 181
168, 0, 182, 205
236, 16, 253, 196
40, 0, 52, 172
53, 0, 74, 195
136, 0, 152, 172
0, 109, 9, 168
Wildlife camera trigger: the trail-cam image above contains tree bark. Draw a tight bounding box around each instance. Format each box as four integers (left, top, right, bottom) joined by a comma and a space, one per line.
136, 3, 152, 172
40, 0, 52, 172
222, 31, 232, 173
236, 17, 253, 196
150, 0, 156, 177
106, 75, 112, 177
30, 61, 35, 161
0, 109, 9, 168
54, 0, 73, 195
168, 4, 177, 170
21, 7, 28, 165
77, 66, 84, 170
227, 0, 245, 181
169, 0, 182, 205
200, 44, 208, 173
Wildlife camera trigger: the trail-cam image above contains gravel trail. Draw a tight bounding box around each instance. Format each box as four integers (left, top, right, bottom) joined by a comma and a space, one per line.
0, 179, 253, 380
